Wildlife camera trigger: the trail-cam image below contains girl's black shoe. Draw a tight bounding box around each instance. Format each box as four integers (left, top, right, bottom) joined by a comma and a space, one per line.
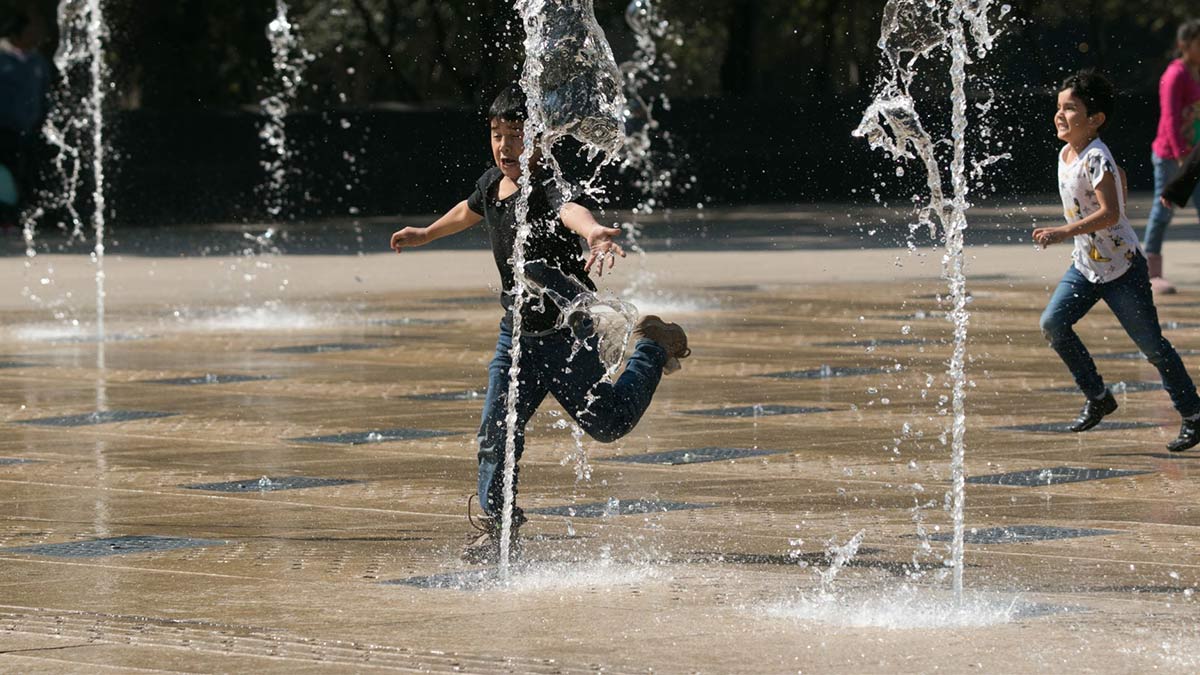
1068, 391, 1118, 432
1167, 418, 1200, 452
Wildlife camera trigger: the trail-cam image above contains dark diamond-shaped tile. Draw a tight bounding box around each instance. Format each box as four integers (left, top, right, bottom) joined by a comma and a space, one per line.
183, 476, 359, 492
1099, 452, 1200, 461
146, 374, 278, 386
529, 499, 711, 518
15, 410, 178, 427
928, 525, 1118, 544
427, 296, 496, 306
366, 317, 461, 327
1082, 585, 1198, 595
680, 405, 831, 418
384, 568, 499, 590
1161, 321, 1200, 330
915, 293, 976, 302
405, 389, 488, 401
876, 312, 946, 321
50, 333, 149, 344
1095, 349, 1200, 360
261, 343, 383, 354
996, 421, 1162, 433
680, 548, 886, 567
0, 361, 40, 369
5, 535, 224, 558
1044, 381, 1164, 394
0, 458, 36, 466
815, 338, 933, 347
967, 466, 1152, 486
289, 428, 460, 445
605, 447, 784, 465
705, 284, 760, 292
759, 366, 895, 380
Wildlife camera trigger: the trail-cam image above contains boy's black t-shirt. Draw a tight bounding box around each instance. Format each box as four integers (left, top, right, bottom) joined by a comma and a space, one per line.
467, 167, 596, 332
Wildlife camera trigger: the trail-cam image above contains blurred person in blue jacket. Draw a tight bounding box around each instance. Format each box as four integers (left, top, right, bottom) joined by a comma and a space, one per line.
0, 4, 49, 229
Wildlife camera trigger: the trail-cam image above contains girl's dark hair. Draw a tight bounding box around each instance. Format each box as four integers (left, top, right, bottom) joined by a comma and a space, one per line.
1061, 69, 1115, 132
488, 84, 527, 123
1178, 18, 1200, 48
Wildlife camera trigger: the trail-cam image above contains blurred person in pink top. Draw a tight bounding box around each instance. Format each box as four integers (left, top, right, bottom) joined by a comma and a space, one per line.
1144, 19, 1200, 294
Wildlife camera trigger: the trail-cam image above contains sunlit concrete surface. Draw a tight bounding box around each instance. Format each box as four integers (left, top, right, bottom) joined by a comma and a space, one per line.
2, 228, 1200, 672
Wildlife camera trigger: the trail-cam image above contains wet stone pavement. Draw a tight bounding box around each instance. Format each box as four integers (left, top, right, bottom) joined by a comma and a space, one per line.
1, 262, 1199, 673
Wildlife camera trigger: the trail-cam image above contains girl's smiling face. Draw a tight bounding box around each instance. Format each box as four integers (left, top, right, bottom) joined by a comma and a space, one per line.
1181, 37, 1200, 67
1054, 89, 1103, 147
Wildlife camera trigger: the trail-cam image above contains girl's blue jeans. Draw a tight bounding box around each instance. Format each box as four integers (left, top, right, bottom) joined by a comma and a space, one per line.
476, 315, 666, 516
1040, 253, 1200, 417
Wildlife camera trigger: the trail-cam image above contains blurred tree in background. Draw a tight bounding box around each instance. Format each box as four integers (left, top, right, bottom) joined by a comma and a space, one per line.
3, 0, 1189, 110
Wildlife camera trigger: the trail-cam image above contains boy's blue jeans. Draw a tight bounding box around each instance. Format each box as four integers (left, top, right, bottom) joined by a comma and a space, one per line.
1143, 153, 1200, 255
476, 314, 667, 517
1040, 254, 1200, 417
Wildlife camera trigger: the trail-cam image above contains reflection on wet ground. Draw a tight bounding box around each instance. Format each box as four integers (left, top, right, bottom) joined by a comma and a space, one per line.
1, 273, 1198, 672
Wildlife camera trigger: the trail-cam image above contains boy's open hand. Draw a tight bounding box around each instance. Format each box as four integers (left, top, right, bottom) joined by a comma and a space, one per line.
1032, 225, 1070, 247
584, 225, 626, 276
390, 227, 429, 253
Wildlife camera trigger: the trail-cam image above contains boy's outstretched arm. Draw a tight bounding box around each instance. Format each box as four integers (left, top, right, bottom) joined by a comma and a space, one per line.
1033, 171, 1122, 247
559, 202, 626, 276
391, 200, 482, 253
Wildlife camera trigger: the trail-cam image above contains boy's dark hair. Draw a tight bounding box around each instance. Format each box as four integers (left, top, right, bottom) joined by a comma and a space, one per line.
1179, 19, 1200, 48
1060, 70, 1115, 132
488, 84, 528, 123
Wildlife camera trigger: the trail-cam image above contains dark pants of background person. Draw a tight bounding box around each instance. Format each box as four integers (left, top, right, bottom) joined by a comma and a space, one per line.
0, 129, 31, 225
1144, 153, 1200, 254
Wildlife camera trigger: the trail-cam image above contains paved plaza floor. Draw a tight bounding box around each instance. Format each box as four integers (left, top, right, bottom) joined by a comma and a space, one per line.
1, 223, 1200, 672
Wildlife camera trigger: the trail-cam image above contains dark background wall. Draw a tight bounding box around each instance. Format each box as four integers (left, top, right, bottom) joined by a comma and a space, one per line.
3, 0, 1193, 226
106, 89, 1156, 226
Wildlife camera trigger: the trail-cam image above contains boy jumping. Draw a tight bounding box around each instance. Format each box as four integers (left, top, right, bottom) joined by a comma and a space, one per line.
1034, 70, 1200, 452
390, 84, 691, 563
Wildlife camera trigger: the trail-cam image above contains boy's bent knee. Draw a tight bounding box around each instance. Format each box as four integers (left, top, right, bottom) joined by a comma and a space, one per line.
577, 417, 632, 444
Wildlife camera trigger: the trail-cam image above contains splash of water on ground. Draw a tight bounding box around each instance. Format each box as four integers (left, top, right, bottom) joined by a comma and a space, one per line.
818, 529, 866, 591
426, 556, 666, 593
174, 304, 326, 332
501, 556, 663, 592
625, 290, 717, 316
764, 585, 1024, 629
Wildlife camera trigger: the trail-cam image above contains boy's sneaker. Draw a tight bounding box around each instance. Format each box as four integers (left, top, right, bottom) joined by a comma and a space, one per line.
634, 315, 691, 374
461, 498, 526, 565
1067, 390, 1118, 432
1167, 418, 1200, 452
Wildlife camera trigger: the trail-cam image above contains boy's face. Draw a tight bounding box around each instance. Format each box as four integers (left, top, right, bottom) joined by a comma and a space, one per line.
490, 118, 525, 181
1054, 89, 1102, 146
